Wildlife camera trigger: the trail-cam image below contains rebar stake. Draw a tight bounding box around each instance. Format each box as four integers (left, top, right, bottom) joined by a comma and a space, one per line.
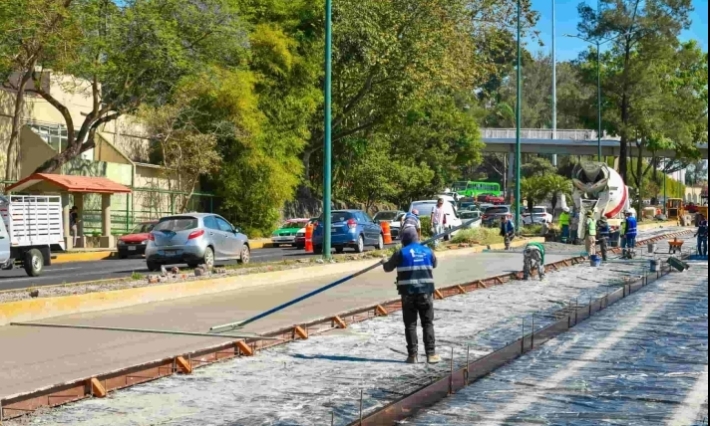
449, 347, 455, 394
521, 319, 525, 354
465, 345, 471, 385
530, 314, 535, 350
359, 390, 364, 424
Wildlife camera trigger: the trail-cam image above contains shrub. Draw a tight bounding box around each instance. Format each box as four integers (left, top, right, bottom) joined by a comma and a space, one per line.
450, 228, 502, 245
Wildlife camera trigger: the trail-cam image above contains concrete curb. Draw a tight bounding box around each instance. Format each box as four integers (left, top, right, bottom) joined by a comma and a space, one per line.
0, 238, 543, 327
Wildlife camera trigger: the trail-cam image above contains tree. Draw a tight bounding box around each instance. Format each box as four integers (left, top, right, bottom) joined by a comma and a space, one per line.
29, 0, 249, 173
576, 0, 694, 182
0, 0, 80, 180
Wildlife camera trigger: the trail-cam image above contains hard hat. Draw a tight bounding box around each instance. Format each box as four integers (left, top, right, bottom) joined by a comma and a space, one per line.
563, 207, 570, 213
624, 210, 633, 215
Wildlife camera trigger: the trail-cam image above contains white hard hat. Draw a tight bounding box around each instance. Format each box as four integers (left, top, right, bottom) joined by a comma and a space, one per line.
563, 207, 570, 213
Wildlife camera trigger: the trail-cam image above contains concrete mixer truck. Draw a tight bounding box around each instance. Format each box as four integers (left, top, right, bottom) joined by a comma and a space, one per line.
571, 162, 636, 246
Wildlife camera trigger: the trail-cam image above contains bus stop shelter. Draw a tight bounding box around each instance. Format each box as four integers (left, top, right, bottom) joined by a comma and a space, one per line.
5, 174, 132, 249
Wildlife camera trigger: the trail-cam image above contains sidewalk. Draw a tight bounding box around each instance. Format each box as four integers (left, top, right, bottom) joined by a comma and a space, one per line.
0, 249, 575, 400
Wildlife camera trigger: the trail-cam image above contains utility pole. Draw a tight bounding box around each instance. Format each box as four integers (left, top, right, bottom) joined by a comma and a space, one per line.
597, 40, 602, 161
552, 0, 558, 167
515, 0, 522, 231
322, 0, 333, 259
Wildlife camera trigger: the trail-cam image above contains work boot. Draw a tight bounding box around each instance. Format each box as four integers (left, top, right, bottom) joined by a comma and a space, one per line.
427, 354, 442, 365
405, 354, 418, 364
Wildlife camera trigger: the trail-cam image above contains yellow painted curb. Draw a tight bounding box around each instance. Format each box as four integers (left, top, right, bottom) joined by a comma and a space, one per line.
53, 252, 115, 264
0, 242, 534, 326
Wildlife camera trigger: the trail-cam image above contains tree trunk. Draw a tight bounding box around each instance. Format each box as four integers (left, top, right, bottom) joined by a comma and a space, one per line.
5, 69, 34, 181
636, 144, 644, 221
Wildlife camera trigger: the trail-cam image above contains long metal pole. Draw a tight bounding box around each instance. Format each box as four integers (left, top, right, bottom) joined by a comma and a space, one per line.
515, 0, 523, 231
323, 0, 333, 259
597, 43, 603, 161
552, 0, 558, 167
10, 322, 281, 340
664, 159, 667, 215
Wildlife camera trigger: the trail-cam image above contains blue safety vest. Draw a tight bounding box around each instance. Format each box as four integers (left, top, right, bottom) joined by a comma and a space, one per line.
501, 220, 515, 235
597, 220, 611, 237
402, 213, 420, 230
624, 217, 638, 238
397, 243, 435, 295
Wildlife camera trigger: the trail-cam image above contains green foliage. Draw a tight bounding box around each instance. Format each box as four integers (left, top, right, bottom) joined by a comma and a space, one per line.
450, 228, 502, 246
521, 174, 572, 211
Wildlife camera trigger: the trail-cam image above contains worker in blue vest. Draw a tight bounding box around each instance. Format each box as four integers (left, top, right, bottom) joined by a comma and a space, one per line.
695, 214, 708, 256
621, 210, 638, 259
500, 215, 515, 250
382, 227, 441, 365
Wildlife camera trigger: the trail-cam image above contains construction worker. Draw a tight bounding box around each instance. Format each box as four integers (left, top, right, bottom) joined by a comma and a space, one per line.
621, 210, 638, 259
382, 227, 441, 365
597, 217, 611, 261
570, 211, 579, 244
401, 209, 422, 241
559, 207, 571, 243
523, 242, 546, 280
500, 215, 515, 250
585, 211, 597, 258
695, 214, 708, 256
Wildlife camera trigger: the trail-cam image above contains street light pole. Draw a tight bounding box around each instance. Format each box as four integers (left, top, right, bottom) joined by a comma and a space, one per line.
597, 40, 602, 162
515, 0, 522, 231
552, 0, 558, 167
322, 0, 333, 259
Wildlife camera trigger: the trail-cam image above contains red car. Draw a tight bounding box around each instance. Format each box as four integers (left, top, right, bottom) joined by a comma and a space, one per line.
117, 221, 158, 259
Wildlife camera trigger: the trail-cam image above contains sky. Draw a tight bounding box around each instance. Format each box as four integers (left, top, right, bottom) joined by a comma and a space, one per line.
530, 0, 709, 61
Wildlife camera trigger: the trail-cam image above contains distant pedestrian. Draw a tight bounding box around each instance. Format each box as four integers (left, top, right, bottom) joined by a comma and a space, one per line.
695, 214, 708, 256
401, 209, 422, 241
430, 198, 447, 247
559, 207, 571, 243
523, 242, 546, 281
585, 211, 597, 258
70, 206, 79, 247
382, 227, 441, 365
500, 215, 515, 250
621, 210, 638, 259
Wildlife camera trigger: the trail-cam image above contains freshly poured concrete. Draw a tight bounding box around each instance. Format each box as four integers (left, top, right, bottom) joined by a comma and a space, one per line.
0, 248, 572, 399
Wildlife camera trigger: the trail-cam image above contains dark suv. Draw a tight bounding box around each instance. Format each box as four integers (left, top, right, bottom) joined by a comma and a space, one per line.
482, 205, 512, 227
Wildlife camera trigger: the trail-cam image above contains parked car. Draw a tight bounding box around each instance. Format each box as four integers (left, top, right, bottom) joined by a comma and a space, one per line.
478, 193, 505, 204
482, 205, 512, 227
146, 213, 250, 271
522, 206, 553, 225
117, 221, 158, 259
271, 218, 310, 246
459, 210, 482, 228
458, 201, 477, 211
373, 210, 405, 239
312, 210, 385, 254
294, 218, 319, 249
408, 200, 463, 239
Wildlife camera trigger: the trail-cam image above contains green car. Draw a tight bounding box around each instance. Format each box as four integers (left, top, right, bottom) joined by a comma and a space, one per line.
271, 219, 311, 246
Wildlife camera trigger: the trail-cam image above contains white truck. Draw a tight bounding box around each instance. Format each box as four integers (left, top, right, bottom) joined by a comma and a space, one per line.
0, 195, 65, 276
571, 162, 636, 246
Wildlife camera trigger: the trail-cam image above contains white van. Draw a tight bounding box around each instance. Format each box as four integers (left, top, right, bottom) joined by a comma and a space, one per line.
408, 200, 463, 239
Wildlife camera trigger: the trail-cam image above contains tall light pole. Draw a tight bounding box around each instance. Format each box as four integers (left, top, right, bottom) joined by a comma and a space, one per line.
552, 0, 558, 167
515, 0, 522, 231
322, 0, 333, 259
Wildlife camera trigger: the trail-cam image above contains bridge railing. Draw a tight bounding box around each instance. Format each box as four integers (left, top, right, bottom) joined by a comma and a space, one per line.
480, 128, 617, 141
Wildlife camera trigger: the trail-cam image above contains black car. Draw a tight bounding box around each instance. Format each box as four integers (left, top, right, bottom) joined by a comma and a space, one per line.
481, 206, 512, 227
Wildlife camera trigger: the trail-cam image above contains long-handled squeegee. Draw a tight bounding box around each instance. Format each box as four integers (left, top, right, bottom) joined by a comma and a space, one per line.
210, 219, 479, 333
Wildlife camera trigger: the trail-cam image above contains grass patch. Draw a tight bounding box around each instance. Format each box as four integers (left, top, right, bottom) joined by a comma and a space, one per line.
450, 228, 503, 246
131, 271, 144, 281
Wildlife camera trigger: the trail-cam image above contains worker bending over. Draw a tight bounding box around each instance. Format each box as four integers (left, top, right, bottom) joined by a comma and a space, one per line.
401, 209, 422, 241
523, 242, 546, 281
585, 211, 597, 258
382, 228, 441, 365
500, 215, 515, 250
696, 214, 708, 256
621, 210, 638, 259
559, 207, 571, 243
597, 217, 611, 261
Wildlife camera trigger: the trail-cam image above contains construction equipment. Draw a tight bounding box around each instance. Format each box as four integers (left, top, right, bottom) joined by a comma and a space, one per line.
571, 162, 635, 246
0, 195, 65, 277
666, 198, 685, 222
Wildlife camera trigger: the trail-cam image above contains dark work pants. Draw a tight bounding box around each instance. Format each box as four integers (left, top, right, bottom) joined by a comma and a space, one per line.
402, 293, 436, 356
599, 236, 609, 261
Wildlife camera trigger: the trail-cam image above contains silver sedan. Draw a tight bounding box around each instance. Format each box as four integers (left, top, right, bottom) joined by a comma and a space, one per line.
145, 213, 250, 271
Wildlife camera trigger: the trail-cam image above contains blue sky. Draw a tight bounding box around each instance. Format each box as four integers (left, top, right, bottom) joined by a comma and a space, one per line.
530, 0, 708, 61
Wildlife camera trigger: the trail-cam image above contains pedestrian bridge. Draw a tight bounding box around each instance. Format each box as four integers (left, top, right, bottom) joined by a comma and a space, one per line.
480, 128, 709, 159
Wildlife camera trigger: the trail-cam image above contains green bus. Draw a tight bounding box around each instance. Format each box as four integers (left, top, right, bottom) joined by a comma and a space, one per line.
452, 181, 502, 198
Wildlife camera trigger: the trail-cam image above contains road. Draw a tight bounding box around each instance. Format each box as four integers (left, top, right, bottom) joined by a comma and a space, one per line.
0, 244, 394, 291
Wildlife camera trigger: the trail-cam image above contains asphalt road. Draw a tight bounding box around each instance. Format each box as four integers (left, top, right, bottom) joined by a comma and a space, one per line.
0, 244, 395, 291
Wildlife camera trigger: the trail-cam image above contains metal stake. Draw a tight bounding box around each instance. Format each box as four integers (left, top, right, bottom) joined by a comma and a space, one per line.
449, 347, 455, 394
359, 390, 364, 424
465, 345, 471, 385
575, 298, 579, 325
531, 315, 535, 350
521, 319, 526, 353
332, 410, 335, 426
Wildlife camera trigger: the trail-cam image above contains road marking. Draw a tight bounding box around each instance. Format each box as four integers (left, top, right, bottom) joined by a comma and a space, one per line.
482, 279, 690, 426
668, 365, 709, 426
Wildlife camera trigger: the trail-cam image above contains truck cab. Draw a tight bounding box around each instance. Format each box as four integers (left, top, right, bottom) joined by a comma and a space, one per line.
0, 216, 10, 269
